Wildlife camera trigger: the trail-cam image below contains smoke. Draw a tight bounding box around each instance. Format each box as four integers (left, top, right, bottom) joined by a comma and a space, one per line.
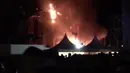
35, 0, 107, 47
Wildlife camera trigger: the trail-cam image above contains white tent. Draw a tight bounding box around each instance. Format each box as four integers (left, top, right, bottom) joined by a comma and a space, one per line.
11, 44, 49, 54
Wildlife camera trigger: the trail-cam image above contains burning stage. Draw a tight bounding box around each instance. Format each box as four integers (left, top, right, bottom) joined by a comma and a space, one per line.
22, 0, 120, 57
50, 33, 118, 57
26, 0, 118, 56
27, 0, 107, 48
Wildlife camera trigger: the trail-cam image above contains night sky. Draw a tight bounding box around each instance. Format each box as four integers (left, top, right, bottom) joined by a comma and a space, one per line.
0, 0, 122, 44
94, 0, 122, 28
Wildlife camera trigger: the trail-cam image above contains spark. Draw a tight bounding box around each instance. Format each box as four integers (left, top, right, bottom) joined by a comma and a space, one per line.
57, 12, 62, 16
52, 20, 55, 23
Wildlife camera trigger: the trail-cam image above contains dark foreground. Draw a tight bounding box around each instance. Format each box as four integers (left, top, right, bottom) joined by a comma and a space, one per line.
0, 47, 129, 73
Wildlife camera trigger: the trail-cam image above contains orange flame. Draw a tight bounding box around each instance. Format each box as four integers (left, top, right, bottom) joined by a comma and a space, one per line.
37, 1, 108, 47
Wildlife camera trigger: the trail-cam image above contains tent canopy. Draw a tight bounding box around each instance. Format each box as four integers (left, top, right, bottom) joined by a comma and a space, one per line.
51, 34, 75, 50
82, 36, 104, 50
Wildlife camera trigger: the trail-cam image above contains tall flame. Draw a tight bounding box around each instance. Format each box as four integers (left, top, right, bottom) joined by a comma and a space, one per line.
49, 3, 57, 24
48, 3, 84, 47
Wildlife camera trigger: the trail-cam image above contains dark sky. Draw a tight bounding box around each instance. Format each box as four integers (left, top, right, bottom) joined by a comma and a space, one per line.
0, 0, 37, 43
94, 0, 122, 28
0, 0, 122, 43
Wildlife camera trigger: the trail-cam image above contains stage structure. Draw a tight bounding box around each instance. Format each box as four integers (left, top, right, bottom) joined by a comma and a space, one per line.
50, 34, 85, 56
51, 34, 118, 57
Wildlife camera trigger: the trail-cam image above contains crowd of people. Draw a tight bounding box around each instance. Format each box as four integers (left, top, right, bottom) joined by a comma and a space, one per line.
0, 46, 129, 73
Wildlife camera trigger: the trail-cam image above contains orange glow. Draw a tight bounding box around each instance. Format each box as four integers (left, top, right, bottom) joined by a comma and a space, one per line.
68, 36, 92, 46
68, 36, 84, 48
66, 32, 92, 46
35, 1, 108, 47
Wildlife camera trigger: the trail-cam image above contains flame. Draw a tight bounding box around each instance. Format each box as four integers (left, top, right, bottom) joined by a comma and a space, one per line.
48, 3, 62, 24
49, 3, 57, 24
36, 1, 108, 47
48, 3, 85, 47
73, 39, 84, 49
68, 36, 84, 49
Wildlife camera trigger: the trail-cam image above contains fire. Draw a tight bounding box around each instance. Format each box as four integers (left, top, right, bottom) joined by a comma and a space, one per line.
74, 39, 84, 49
48, 3, 62, 24
35, 1, 108, 47
48, 3, 84, 47
49, 3, 57, 24
69, 36, 84, 49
